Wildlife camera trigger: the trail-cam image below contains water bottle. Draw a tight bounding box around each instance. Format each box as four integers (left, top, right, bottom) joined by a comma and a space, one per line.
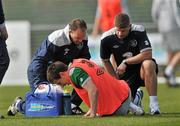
63, 90, 72, 115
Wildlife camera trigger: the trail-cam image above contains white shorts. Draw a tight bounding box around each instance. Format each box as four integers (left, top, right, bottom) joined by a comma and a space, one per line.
163, 30, 180, 52
113, 90, 131, 115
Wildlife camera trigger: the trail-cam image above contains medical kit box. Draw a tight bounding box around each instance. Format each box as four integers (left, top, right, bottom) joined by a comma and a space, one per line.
25, 84, 63, 117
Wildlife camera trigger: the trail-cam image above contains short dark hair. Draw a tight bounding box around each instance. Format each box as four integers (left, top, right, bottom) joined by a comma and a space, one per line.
47, 61, 68, 84
69, 18, 87, 31
114, 13, 130, 28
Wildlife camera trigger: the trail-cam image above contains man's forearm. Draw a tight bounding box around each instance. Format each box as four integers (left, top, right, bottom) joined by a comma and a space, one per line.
88, 88, 98, 115
125, 50, 152, 65
102, 60, 118, 78
83, 79, 98, 116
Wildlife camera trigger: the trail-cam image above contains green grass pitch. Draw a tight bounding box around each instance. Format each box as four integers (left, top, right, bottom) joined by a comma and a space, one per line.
0, 84, 180, 126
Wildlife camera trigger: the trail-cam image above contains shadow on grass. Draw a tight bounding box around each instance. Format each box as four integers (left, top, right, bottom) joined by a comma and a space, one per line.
160, 112, 180, 117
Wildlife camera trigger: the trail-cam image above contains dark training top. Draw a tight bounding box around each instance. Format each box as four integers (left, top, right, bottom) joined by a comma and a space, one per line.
100, 24, 152, 70
0, 0, 5, 24
28, 25, 91, 86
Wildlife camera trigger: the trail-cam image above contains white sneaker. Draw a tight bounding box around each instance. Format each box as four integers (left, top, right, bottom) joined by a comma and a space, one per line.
164, 72, 178, 87
133, 107, 145, 116
129, 102, 144, 116
7, 96, 22, 116
149, 104, 160, 115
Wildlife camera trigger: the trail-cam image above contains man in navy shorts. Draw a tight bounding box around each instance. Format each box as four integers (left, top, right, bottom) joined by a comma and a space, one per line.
100, 13, 160, 115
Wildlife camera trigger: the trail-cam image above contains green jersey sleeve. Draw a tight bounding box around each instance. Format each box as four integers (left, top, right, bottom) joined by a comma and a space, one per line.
69, 67, 90, 88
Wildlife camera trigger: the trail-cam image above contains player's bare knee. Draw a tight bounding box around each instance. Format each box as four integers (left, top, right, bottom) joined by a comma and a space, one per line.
142, 60, 155, 73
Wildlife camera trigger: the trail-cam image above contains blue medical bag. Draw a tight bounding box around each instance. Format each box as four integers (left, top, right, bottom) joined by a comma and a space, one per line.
25, 84, 63, 117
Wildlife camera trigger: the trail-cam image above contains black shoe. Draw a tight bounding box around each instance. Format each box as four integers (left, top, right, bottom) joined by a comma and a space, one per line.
71, 106, 85, 115
0, 114, 5, 119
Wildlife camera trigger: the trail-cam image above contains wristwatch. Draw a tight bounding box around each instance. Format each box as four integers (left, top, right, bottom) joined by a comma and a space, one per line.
122, 60, 128, 66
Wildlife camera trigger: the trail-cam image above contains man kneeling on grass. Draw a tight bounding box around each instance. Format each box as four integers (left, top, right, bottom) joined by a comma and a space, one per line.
47, 58, 144, 118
